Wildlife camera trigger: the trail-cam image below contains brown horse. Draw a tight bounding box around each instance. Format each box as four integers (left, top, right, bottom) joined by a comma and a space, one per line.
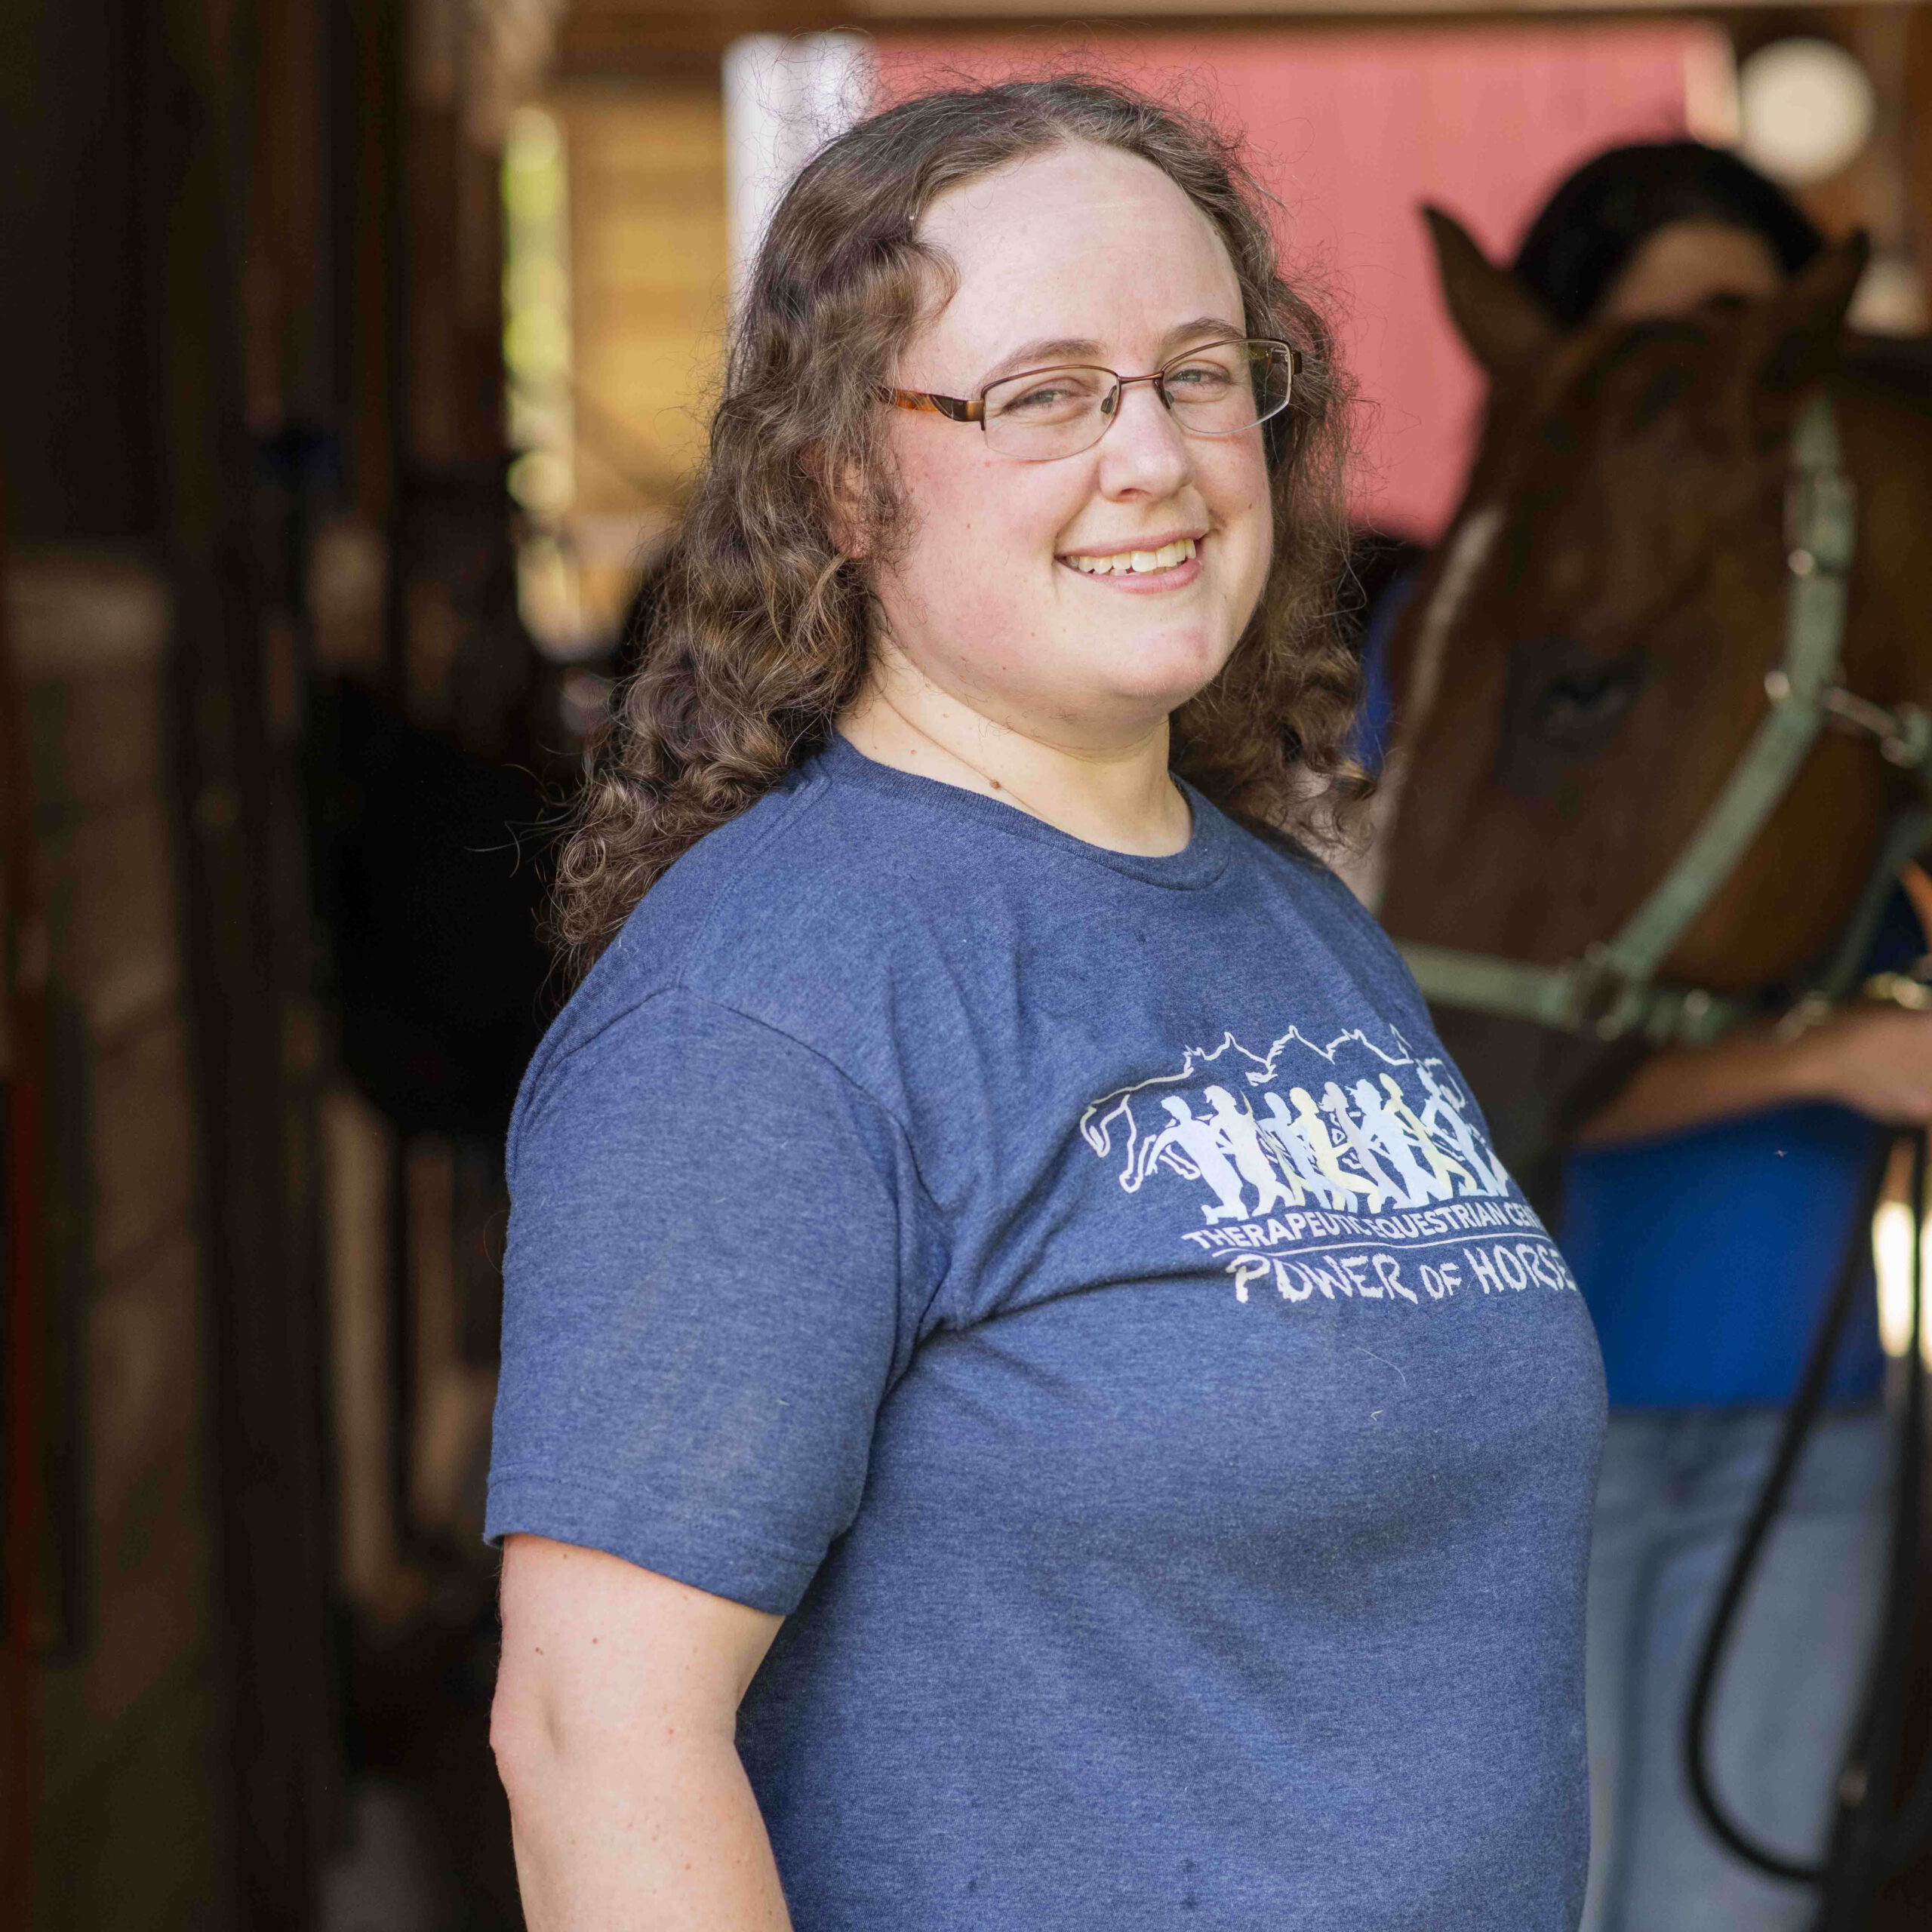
1372, 214, 1932, 1219
1371, 211, 1932, 1924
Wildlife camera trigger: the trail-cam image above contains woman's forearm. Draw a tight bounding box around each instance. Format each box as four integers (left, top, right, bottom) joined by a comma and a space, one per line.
493, 1536, 790, 1932
499, 1724, 792, 1932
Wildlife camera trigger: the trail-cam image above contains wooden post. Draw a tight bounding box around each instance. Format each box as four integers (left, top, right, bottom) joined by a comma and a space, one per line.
141, 3, 338, 1924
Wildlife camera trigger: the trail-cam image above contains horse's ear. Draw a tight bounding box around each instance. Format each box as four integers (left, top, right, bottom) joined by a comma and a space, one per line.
1423, 205, 1558, 379
1740, 232, 1870, 398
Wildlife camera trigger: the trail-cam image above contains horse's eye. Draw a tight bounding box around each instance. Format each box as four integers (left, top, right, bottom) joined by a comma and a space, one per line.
1532, 663, 1638, 748
1629, 365, 1691, 430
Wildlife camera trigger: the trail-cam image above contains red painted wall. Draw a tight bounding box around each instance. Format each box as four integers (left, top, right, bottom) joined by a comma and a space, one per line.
875, 26, 1721, 537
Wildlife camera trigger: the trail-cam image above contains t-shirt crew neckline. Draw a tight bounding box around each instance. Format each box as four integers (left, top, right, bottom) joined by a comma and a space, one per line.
813, 731, 1236, 891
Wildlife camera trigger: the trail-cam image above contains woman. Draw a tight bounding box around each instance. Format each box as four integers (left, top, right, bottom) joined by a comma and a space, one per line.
1362, 143, 1904, 1932
487, 79, 1604, 1929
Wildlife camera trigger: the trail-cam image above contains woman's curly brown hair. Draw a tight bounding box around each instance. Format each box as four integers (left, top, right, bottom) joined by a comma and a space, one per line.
552, 75, 1364, 978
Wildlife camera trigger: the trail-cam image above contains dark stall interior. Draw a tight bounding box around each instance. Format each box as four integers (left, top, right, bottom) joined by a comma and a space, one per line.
2, 5, 561, 1926
1, 2, 1930, 1929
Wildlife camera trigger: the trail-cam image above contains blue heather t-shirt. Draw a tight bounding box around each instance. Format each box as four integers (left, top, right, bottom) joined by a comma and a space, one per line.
487, 737, 1607, 1930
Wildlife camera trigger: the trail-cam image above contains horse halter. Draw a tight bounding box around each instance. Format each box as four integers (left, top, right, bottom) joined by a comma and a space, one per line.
1396, 392, 1932, 1047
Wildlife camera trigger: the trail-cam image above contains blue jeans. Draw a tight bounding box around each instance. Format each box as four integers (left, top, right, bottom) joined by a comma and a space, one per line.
1581, 1404, 1892, 1932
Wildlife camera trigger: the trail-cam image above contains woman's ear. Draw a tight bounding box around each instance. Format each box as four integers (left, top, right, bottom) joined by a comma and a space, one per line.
804, 441, 871, 560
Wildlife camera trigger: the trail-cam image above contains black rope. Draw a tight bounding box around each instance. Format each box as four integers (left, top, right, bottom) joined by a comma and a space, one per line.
1683, 1126, 1932, 1921
1814, 1132, 1932, 1929
1682, 1133, 1894, 1881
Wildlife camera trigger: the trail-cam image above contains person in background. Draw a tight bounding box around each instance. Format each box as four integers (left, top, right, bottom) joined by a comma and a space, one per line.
486, 76, 1606, 1932
1361, 142, 1906, 1932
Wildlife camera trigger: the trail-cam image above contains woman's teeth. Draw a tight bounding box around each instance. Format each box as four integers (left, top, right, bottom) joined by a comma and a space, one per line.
1065, 537, 1198, 575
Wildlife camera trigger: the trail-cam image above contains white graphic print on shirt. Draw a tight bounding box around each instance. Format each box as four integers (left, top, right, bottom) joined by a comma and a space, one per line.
1080, 1024, 1579, 1307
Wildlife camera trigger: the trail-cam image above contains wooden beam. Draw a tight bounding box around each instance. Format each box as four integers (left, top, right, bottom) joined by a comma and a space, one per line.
865, 0, 1921, 14
866, 0, 1914, 13
558, 0, 1924, 69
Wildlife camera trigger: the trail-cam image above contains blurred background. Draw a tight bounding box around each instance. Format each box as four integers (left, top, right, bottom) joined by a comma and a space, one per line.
0, 2, 1925, 1927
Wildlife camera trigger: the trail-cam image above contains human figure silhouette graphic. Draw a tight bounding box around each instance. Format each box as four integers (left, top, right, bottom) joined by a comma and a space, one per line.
1138, 1095, 1252, 1223
1276, 1087, 1379, 1208
1349, 1076, 1438, 1208
1258, 1092, 1347, 1208
1318, 1081, 1401, 1212
1406, 1066, 1506, 1195
1203, 1086, 1300, 1213
1374, 1072, 1480, 1198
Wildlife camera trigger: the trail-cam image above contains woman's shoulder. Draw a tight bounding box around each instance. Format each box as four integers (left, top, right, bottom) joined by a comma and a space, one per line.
514, 769, 926, 1127
1226, 804, 1432, 1010
620, 761, 940, 998
1228, 805, 1372, 926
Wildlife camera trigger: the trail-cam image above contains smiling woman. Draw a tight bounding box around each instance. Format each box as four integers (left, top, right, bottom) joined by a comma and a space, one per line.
546, 81, 1357, 958
487, 76, 1606, 1932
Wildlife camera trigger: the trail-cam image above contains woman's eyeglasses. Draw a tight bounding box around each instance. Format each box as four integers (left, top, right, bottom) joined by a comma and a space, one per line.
882, 338, 1300, 463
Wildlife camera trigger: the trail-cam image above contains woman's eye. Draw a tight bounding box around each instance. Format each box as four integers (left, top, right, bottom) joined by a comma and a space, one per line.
1167, 362, 1235, 392
999, 380, 1091, 417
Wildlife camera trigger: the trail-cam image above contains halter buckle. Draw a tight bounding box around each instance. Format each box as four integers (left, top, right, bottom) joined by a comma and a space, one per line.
1817, 688, 1932, 774
1577, 945, 1642, 1040
1882, 705, 1932, 772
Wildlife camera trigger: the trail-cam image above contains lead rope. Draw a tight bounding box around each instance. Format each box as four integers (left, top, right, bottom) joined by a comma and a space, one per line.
1814, 1128, 1932, 1929
1683, 1121, 1932, 1922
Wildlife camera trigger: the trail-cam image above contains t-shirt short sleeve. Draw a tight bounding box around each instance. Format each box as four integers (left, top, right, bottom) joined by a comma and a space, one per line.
485, 986, 923, 1614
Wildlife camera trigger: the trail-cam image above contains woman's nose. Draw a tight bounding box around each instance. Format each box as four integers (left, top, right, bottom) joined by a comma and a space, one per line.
1097, 379, 1192, 495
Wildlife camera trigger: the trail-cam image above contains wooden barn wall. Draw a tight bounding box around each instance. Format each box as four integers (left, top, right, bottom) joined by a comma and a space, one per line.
2, 0, 365, 1925
3, 560, 234, 1932
0, 0, 243, 1924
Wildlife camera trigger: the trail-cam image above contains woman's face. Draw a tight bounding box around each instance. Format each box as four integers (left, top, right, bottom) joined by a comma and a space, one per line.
869, 143, 1275, 749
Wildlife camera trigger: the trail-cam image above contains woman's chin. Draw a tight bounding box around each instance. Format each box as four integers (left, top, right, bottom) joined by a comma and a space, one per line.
900, 622, 1241, 737
1088, 628, 1238, 709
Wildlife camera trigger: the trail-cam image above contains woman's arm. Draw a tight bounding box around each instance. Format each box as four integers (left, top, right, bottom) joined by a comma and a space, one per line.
492, 1534, 792, 1932
1574, 1005, 1932, 1147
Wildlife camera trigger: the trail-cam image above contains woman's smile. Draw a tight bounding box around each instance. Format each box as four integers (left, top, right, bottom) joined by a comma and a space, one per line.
1057, 531, 1205, 591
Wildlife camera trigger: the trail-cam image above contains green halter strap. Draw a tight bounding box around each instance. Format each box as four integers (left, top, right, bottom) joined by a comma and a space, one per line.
1398, 393, 1928, 1048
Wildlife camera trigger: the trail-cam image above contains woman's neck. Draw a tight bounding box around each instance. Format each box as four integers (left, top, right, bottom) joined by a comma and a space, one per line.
838, 646, 1193, 858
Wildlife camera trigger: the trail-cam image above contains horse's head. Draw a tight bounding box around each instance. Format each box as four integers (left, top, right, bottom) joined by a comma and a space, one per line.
1377, 212, 1878, 1206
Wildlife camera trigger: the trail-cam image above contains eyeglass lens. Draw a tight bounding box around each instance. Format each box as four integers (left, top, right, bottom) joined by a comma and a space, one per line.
980, 340, 1294, 461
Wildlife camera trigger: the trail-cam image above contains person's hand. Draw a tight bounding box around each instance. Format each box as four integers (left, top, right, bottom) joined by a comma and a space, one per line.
1577, 1002, 1932, 1147
1790, 1004, 1932, 1124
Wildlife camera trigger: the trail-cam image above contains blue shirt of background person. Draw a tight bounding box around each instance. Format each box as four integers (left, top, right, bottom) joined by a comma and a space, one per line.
1355, 583, 1890, 1408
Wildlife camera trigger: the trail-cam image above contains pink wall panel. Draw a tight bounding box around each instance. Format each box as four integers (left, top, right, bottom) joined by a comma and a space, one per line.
875, 28, 1718, 536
